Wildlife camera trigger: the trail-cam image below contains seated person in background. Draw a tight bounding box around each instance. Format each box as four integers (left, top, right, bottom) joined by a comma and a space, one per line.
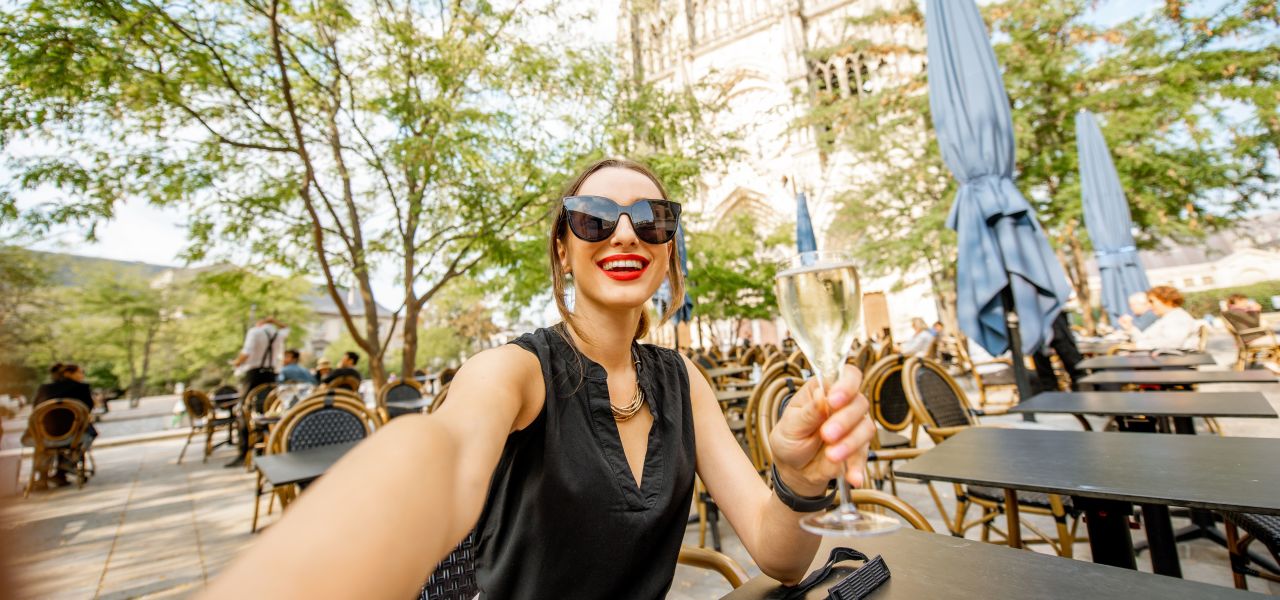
323, 351, 363, 384
1222, 294, 1267, 344
24, 363, 97, 487
899, 317, 935, 356
1121, 286, 1200, 351
313, 357, 332, 382
1125, 291, 1158, 331
278, 349, 318, 385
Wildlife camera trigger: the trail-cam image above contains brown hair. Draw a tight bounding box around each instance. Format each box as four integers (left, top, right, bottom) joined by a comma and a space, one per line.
1147, 285, 1185, 308
549, 157, 686, 341
1226, 293, 1249, 304
49, 363, 80, 382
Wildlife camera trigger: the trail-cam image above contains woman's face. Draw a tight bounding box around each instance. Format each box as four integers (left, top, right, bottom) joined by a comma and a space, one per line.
1148, 295, 1174, 316
67, 368, 85, 382
557, 167, 673, 315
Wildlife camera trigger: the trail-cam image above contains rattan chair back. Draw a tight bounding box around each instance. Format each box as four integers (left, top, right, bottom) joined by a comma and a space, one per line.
847, 344, 874, 374
903, 357, 977, 431
182, 389, 213, 420
28, 399, 91, 446
213, 385, 238, 400
379, 379, 424, 404
271, 390, 377, 454
677, 545, 749, 589
243, 382, 277, 415
863, 354, 913, 433
327, 374, 361, 393
753, 376, 800, 469
786, 350, 810, 372
848, 489, 935, 532
743, 361, 802, 471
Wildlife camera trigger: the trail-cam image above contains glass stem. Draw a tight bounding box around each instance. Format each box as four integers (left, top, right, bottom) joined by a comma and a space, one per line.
815, 371, 854, 509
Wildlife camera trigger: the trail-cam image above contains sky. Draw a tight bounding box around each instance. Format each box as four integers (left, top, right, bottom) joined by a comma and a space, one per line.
10, 0, 1213, 310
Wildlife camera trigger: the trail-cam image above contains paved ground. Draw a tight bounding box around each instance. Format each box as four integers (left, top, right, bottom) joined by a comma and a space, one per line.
5, 336, 1280, 598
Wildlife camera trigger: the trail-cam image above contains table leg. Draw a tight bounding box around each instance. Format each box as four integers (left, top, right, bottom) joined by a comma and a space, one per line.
1004, 488, 1022, 549
1141, 504, 1182, 577
1074, 496, 1137, 570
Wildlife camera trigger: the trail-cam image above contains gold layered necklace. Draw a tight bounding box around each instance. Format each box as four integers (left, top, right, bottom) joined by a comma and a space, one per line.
612, 351, 645, 422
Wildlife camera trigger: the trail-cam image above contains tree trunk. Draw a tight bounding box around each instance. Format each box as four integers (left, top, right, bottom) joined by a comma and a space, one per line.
1054, 222, 1097, 334
134, 323, 157, 406
401, 300, 421, 379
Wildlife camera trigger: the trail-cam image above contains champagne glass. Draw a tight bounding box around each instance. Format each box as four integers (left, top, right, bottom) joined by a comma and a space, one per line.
775, 251, 900, 536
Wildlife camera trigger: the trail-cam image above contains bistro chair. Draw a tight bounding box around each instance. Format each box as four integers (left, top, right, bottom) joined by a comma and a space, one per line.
239, 383, 278, 469
1222, 316, 1280, 370
177, 389, 236, 464
251, 389, 378, 532
902, 357, 1080, 557
377, 378, 426, 421
326, 374, 361, 393
742, 361, 801, 473
953, 337, 1019, 408
1222, 511, 1280, 591
750, 373, 802, 472
23, 399, 94, 497
847, 344, 874, 375
859, 354, 916, 494
677, 545, 750, 590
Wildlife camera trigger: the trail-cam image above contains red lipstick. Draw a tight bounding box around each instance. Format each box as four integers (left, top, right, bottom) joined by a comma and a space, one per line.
596, 254, 650, 281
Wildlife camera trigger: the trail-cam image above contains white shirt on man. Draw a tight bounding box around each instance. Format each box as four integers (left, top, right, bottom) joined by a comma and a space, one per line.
235, 324, 288, 375
1130, 308, 1200, 351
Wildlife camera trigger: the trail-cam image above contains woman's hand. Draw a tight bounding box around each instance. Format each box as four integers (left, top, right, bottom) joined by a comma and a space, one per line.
768, 365, 876, 496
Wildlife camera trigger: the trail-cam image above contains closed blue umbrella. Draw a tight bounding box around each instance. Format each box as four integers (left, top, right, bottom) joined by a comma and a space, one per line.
796, 192, 818, 255
926, 0, 1071, 362
1076, 110, 1150, 324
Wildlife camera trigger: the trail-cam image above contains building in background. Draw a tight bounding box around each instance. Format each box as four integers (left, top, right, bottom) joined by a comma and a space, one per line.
616, 0, 938, 344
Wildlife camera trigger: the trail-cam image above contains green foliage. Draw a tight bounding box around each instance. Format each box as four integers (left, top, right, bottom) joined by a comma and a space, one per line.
0, 246, 52, 363
686, 214, 790, 323
1184, 279, 1280, 317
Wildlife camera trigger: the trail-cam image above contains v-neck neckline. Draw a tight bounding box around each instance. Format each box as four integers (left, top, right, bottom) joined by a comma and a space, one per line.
556, 331, 665, 509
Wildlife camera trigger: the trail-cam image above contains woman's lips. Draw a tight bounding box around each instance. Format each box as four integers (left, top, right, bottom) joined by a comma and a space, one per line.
597, 254, 649, 281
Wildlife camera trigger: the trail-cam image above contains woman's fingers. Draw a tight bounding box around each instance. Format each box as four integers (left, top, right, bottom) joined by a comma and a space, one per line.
824, 413, 877, 463
819, 393, 870, 444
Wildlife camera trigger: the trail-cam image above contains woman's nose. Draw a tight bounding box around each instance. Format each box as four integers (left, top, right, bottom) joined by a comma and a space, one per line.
610, 214, 640, 246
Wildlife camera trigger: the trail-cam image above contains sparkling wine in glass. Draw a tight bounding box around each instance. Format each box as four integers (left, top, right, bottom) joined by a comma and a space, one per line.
775, 251, 900, 536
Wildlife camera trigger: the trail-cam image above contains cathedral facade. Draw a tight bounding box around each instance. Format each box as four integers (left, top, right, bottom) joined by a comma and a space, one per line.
617, 0, 940, 344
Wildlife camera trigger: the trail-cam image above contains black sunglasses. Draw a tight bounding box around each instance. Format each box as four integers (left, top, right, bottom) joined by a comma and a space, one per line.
561, 195, 682, 245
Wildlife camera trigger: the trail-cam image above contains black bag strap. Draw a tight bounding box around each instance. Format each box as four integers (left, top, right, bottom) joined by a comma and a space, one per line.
780, 547, 891, 600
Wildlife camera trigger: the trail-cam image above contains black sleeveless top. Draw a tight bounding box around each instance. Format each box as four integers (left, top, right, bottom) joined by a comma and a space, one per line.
473, 326, 697, 599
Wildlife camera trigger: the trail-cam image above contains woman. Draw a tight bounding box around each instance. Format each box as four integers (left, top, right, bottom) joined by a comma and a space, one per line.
204, 159, 876, 599
1120, 286, 1201, 351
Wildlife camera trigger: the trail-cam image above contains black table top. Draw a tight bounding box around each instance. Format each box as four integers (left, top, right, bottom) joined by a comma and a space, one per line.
721, 527, 1254, 599
896, 428, 1280, 515
254, 441, 361, 487
1077, 354, 1217, 370
386, 397, 431, 410
1079, 369, 1278, 386
1012, 391, 1278, 418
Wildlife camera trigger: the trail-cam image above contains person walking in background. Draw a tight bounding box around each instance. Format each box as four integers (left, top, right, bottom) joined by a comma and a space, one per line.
899, 317, 935, 356
1120, 286, 1200, 351
228, 317, 288, 467
278, 349, 318, 385
24, 363, 97, 487
322, 351, 362, 384
1126, 291, 1158, 331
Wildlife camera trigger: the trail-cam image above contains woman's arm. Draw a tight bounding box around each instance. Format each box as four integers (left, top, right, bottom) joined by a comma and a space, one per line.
685, 357, 874, 585
202, 345, 543, 599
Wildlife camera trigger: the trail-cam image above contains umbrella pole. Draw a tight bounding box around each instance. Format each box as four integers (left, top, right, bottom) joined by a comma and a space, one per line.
1000, 288, 1038, 422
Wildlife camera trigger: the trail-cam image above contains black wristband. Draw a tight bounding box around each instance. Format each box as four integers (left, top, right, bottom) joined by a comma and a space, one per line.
772, 464, 836, 513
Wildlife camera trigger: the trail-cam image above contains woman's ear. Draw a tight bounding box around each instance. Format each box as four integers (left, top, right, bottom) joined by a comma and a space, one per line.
556, 239, 570, 273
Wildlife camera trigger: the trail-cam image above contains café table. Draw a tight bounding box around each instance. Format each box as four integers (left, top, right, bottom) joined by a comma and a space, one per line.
212, 391, 240, 409
1079, 369, 1278, 389
722, 527, 1254, 599
1076, 353, 1217, 371
896, 428, 1280, 578
255, 440, 361, 488
1011, 391, 1277, 431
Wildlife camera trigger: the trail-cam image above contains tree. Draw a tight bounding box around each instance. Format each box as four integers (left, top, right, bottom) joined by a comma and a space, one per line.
1, 0, 610, 385
797, 4, 960, 329
988, 0, 1280, 330
686, 214, 790, 346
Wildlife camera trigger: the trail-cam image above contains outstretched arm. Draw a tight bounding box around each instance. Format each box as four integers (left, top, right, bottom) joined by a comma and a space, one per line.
202, 345, 543, 599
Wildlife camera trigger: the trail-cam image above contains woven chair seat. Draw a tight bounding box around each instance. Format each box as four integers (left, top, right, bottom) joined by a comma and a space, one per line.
420, 531, 478, 600
1225, 512, 1280, 551
877, 430, 910, 449
968, 486, 1075, 513
288, 408, 367, 451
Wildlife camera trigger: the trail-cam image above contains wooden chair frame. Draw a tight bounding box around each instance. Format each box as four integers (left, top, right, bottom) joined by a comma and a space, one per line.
1222, 317, 1280, 371
24, 399, 94, 497
1223, 515, 1280, 591
177, 389, 235, 464
860, 354, 917, 494
240, 383, 278, 469
376, 377, 426, 422
677, 544, 749, 589
902, 357, 1080, 557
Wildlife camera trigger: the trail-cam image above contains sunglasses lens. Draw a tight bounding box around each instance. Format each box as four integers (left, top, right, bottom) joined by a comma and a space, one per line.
564, 196, 617, 242
637, 201, 680, 244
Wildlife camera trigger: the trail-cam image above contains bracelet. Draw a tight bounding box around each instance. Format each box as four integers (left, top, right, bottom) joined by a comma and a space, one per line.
771, 465, 836, 513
